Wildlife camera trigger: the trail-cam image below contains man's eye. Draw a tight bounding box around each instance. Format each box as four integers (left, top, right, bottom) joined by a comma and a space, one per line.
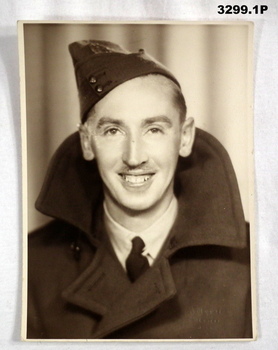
104, 128, 120, 136
148, 127, 163, 134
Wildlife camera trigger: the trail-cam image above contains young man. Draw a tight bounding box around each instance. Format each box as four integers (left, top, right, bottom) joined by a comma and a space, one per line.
27, 40, 252, 339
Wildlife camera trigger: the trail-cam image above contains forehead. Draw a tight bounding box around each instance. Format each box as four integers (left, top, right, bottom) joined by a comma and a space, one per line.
89, 75, 179, 123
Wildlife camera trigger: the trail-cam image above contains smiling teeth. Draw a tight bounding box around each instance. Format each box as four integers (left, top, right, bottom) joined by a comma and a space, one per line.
122, 175, 151, 183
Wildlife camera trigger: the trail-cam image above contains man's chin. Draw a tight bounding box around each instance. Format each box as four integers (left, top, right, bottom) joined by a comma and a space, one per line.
117, 194, 158, 213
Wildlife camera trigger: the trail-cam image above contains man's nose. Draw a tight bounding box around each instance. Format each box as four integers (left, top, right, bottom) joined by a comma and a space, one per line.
122, 135, 148, 167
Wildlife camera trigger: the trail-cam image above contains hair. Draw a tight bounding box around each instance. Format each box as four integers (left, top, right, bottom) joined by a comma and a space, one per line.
85, 74, 187, 124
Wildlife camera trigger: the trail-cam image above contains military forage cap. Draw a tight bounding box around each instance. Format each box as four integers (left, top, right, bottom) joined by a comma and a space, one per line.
68, 40, 181, 123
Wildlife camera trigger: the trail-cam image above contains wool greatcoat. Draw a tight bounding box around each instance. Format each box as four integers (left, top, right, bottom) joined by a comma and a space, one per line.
27, 128, 253, 340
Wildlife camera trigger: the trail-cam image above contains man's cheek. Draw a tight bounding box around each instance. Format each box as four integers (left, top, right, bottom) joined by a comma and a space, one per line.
150, 146, 179, 164
95, 149, 117, 166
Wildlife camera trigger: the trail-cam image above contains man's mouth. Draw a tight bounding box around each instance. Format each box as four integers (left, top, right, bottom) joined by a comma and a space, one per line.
118, 171, 155, 186
121, 174, 152, 184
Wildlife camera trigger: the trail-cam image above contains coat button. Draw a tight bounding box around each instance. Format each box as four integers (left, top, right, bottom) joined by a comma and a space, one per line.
96, 85, 103, 93
138, 48, 145, 54
169, 237, 177, 249
89, 77, 97, 84
70, 241, 81, 261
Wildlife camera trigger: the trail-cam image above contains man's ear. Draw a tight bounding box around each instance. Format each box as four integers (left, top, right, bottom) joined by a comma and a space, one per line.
79, 123, 95, 161
179, 117, 195, 158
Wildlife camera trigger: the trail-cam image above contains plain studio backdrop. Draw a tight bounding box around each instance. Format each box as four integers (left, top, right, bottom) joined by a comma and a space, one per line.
22, 23, 253, 232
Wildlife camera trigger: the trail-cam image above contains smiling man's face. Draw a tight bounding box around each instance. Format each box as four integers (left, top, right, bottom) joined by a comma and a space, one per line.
80, 75, 194, 216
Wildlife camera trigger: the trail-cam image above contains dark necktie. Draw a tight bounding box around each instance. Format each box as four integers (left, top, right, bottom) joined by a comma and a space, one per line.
126, 237, 150, 282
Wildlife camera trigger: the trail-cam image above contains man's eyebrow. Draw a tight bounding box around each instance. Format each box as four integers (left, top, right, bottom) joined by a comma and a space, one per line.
142, 116, 173, 128
96, 117, 125, 128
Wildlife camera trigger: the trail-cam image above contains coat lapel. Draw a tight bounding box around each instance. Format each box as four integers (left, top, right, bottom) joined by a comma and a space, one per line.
61, 242, 130, 317
62, 241, 177, 338
94, 257, 177, 338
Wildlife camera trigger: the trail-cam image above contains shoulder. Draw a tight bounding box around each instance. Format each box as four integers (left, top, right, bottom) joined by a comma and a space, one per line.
28, 220, 96, 276
29, 220, 78, 248
28, 220, 79, 260
28, 220, 78, 273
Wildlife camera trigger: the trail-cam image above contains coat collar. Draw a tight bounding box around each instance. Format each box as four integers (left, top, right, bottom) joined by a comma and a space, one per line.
35, 128, 247, 250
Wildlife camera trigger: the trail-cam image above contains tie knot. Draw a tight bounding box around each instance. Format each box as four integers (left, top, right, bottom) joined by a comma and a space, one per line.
131, 236, 145, 254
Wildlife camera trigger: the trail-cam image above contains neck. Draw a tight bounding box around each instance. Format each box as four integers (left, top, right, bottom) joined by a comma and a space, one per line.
104, 192, 175, 233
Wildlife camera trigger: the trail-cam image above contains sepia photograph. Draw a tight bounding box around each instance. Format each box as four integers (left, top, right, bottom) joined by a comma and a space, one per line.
19, 21, 255, 341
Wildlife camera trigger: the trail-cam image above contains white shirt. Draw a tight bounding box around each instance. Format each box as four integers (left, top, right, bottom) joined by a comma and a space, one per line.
103, 197, 178, 270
